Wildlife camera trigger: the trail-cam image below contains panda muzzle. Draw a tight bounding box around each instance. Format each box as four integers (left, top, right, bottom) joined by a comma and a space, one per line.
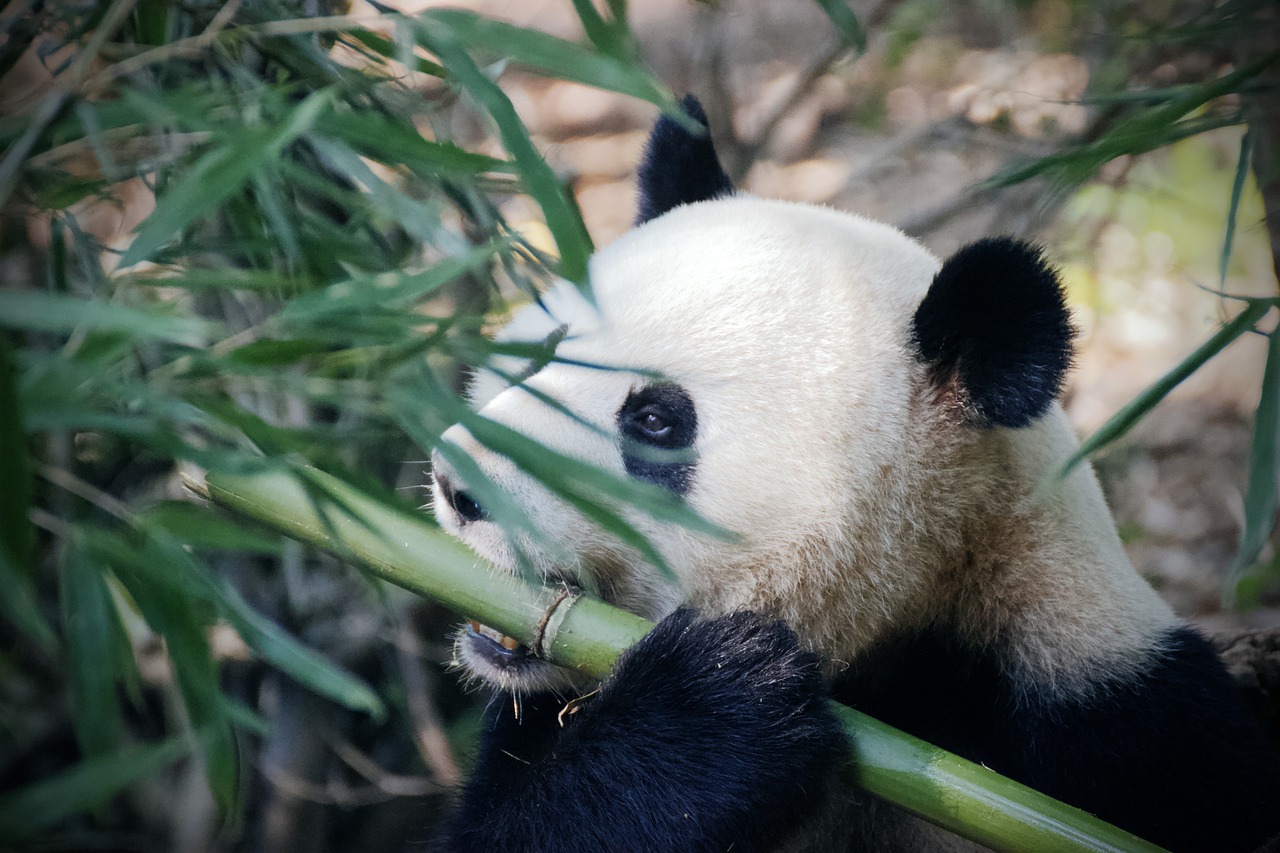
467, 620, 529, 657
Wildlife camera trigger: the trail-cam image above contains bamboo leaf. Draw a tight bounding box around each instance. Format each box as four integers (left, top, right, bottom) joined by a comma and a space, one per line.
280, 239, 506, 323
0, 336, 33, 573
138, 501, 284, 554
224, 338, 331, 368
1232, 323, 1280, 576
1058, 301, 1272, 478
0, 290, 212, 345
216, 582, 385, 719
987, 54, 1279, 190
811, 0, 867, 52
59, 538, 126, 758
414, 22, 595, 283
313, 110, 511, 175
420, 9, 669, 107
249, 171, 302, 271
0, 538, 57, 654
302, 135, 458, 245
120, 88, 335, 267
456, 413, 684, 577
568, 0, 635, 61
139, 525, 386, 718
88, 530, 240, 817
463, 412, 728, 538
387, 388, 553, 560
123, 268, 305, 293
0, 735, 191, 842
1219, 128, 1253, 291
341, 29, 446, 77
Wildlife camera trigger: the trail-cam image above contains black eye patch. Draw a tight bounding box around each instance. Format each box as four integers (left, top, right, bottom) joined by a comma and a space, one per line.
617, 383, 698, 495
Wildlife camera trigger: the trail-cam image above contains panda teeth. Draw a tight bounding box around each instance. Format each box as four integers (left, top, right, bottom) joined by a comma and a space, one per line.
468, 619, 522, 650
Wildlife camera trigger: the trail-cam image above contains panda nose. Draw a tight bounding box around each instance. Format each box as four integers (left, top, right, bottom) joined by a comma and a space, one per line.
432, 460, 487, 524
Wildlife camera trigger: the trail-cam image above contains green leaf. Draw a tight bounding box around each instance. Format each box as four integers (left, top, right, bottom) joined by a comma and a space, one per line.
0, 539, 57, 654
342, 29, 446, 77
22, 409, 163, 437
120, 88, 335, 267
123, 268, 306, 293
1219, 127, 1253, 291
811, 0, 867, 51
1232, 322, 1280, 576
460, 411, 720, 537
421, 9, 670, 106
138, 501, 285, 554
0, 290, 212, 345
416, 23, 594, 284
569, 0, 636, 61
224, 338, 331, 368
0, 735, 191, 842
59, 538, 127, 758
89, 530, 240, 817
989, 55, 1276, 190
313, 110, 511, 175
280, 239, 506, 323
140, 526, 386, 719
1058, 301, 1273, 478
249, 171, 303, 271
457, 411, 734, 580
0, 336, 33, 573
301, 136, 450, 245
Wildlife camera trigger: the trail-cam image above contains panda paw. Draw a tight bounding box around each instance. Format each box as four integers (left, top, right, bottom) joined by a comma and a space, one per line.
560, 609, 846, 845
606, 607, 833, 721
588, 601, 839, 773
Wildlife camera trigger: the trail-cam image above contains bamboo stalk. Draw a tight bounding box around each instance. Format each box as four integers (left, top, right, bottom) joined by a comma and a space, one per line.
196, 464, 1166, 853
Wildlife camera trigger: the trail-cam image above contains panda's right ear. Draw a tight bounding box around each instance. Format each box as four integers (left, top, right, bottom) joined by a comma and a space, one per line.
911, 238, 1075, 429
635, 95, 735, 224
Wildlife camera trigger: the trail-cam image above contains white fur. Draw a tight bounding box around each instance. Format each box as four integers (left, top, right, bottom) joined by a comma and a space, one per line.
435, 196, 1176, 696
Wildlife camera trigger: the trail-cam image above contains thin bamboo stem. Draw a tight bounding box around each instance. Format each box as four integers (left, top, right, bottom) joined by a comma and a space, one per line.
195, 464, 1167, 853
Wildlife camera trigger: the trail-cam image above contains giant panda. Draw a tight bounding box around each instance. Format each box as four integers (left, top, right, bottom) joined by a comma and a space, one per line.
429, 96, 1280, 852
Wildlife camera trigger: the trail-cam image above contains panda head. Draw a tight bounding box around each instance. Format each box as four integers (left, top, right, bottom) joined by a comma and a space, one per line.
433, 96, 1074, 694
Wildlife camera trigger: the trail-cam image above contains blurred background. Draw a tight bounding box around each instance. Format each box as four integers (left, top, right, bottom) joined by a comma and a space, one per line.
0, 0, 1276, 850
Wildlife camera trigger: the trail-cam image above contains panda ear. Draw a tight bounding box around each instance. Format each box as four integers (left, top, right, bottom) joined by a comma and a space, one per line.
911, 238, 1075, 428
635, 95, 735, 224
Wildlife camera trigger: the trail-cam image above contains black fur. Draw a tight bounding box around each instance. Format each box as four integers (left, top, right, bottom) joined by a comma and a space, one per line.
832, 624, 1280, 852
617, 383, 698, 495
440, 610, 846, 853
912, 238, 1074, 428
635, 95, 735, 225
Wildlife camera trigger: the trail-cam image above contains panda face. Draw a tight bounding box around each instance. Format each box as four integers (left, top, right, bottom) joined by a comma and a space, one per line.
433, 198, 952, 693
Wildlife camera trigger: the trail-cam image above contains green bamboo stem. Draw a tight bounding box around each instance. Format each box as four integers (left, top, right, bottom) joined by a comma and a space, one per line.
196, 465, 1167, 853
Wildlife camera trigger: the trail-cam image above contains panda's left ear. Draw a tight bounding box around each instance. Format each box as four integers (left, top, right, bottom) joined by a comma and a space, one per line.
635, 95, 735, 224
911, 238, 1075, 428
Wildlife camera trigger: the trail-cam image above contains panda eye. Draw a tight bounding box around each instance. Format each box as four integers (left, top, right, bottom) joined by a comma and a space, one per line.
617, 383, 697, 450
635, 406, 673, 438
616, 382, 698, 495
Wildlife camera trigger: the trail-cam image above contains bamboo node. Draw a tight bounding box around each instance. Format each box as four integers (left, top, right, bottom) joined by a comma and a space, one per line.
534, 586, 579, 659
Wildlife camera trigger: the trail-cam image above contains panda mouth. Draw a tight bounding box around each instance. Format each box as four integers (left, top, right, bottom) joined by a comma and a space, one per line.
465, 620, 531, 663
458, 617, 574, 692
457, 576, 600, 691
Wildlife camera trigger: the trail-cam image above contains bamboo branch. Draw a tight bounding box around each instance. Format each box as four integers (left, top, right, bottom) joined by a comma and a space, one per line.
195, 464, 1166, 853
